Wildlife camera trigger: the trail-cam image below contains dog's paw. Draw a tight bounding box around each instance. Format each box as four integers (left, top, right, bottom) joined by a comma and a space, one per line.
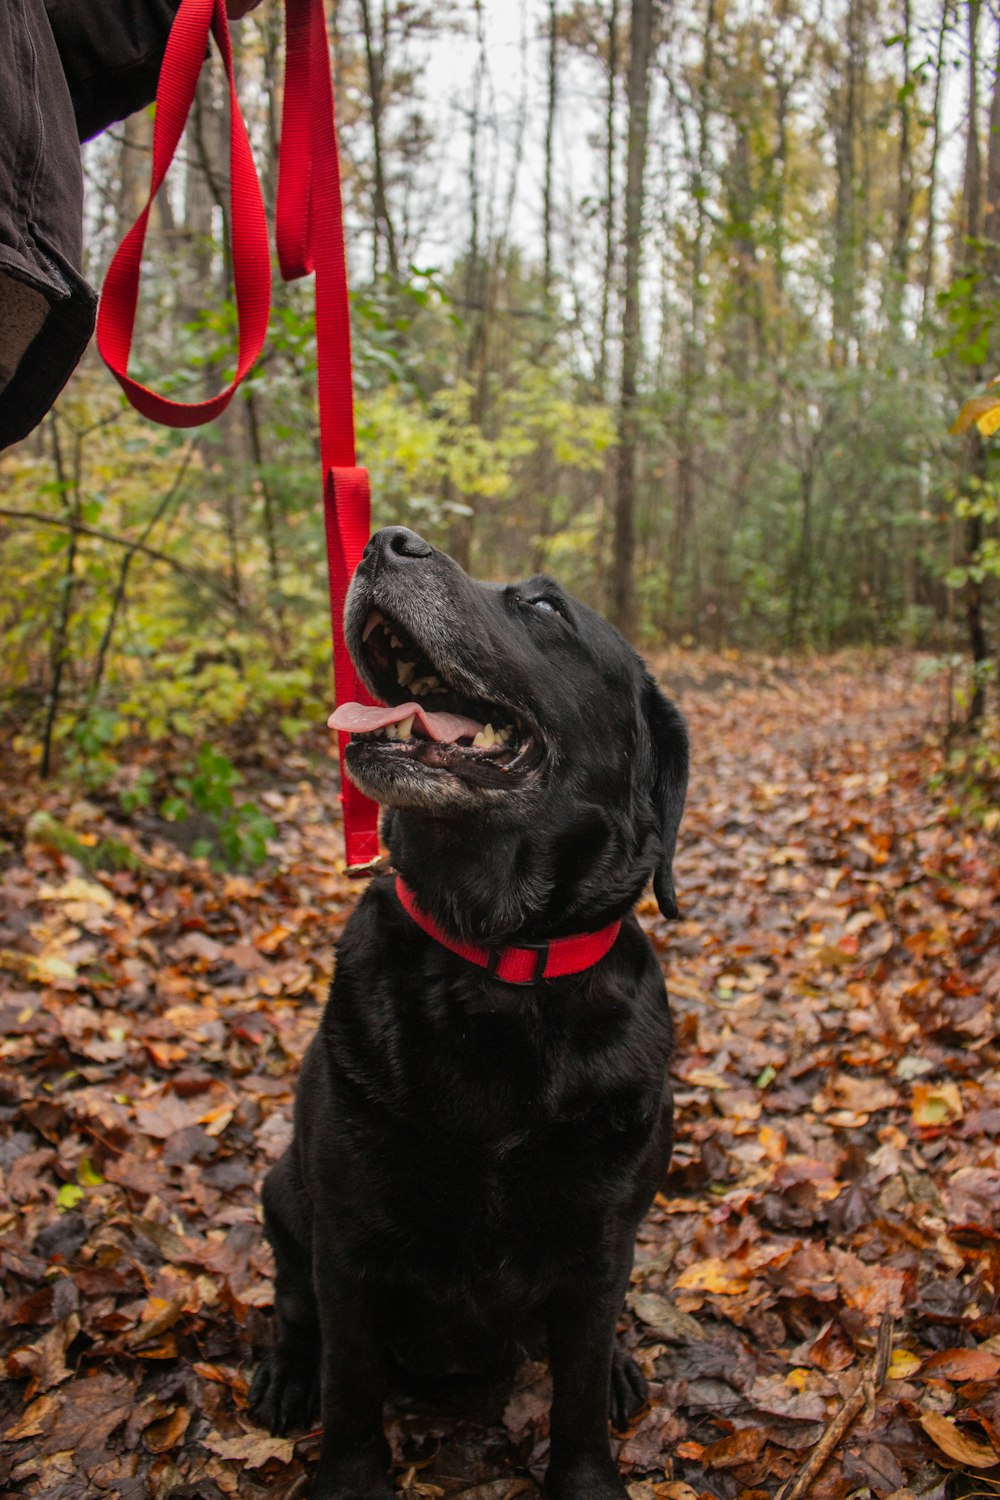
609, 1346, 648, 1431
247, 1349, 320, 1435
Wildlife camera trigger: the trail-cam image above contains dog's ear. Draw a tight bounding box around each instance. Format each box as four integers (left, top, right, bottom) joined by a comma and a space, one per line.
641, 676, 689, 920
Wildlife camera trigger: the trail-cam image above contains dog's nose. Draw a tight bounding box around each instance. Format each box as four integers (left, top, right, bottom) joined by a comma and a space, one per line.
366, 527, 433, 564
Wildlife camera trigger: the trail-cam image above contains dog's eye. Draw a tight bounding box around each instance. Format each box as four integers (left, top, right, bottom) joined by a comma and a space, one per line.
530, 598, 559, 614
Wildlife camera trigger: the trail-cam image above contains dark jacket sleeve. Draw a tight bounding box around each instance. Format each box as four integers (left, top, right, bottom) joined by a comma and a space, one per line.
44, 0, 185, 141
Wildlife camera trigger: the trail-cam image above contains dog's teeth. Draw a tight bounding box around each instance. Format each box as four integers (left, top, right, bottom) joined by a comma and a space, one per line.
390, 634, 403, 649
397, 715, 415, 739
497, 726, 513, 744
472, 724, 496, 748
363, 611, 386, 643
397, 660, 416, 686
384, 724, 397, 740
424, 676, 441, 693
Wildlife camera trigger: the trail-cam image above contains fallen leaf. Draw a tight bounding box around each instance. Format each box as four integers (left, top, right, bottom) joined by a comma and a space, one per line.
202, 1430, 296, 1468
700, 1427, 768, 1469
919, 1411, 1000, 1467
889, 1349, 924, 1379
2, 1393, 59, 1441
911, 1082, 964, 1127
921, 1348, 1000, 1383
628, 1291, 707, 1343
825, 1073, 898, 1114
673, 1257, 752, 1295
143, 1406, 191, 1453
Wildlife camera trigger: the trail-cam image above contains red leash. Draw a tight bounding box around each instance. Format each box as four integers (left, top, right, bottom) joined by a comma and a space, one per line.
96, 0, 381, 872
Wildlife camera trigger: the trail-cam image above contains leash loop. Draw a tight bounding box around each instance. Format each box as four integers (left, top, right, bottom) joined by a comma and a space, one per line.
96, 0, 270, 425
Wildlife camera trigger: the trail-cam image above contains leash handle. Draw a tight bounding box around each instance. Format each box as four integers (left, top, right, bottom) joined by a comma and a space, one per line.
96, 0, 270, 424
96, 0, 380, 869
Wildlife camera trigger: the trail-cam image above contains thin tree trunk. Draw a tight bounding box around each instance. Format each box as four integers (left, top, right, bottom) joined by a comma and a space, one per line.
542, 0, 559, 302
360, 0, 399, 282
89, 445, 196, 701
116, 111, 153, 243
610, 0, 657, 638
245, 391, 281, 592
40, 417, 79, 778
960, 0, 982, 249
670, 0, 715, 605
889, 0, 914, 297
963, 14, 1000, 722
831, 0, 862, 364
597, 0, 619, 395
920, 0, 953, 320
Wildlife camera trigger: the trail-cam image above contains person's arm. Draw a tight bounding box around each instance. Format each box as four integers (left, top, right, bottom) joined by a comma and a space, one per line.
44, 0, 261, 143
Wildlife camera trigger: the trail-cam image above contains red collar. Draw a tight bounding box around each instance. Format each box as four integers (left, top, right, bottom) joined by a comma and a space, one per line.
394, 876, 622, 986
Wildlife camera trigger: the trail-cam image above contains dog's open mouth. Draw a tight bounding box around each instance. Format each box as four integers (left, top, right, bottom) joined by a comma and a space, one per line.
329, 610, 534, 774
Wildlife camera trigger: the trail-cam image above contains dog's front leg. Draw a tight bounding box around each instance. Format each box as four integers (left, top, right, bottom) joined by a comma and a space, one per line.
310, 1219, 392, 1500
545, 1274, 632, 1500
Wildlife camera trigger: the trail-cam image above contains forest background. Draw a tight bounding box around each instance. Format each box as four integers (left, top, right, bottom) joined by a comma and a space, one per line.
1, 0, 1000, 807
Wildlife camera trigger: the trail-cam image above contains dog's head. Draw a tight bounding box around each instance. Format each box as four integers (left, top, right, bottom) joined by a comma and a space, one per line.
333, 528, 688, 926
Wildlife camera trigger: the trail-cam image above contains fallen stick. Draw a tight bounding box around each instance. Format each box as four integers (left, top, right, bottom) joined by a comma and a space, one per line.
775, 1312, 893, 1500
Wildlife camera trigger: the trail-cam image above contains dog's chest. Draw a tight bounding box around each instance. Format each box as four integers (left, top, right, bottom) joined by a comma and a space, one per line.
343, 1113, 622, 1301
325, 1012, 657, 1294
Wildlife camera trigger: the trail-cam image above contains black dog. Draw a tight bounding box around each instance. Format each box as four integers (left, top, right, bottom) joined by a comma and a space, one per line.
249, 527, 688, 1500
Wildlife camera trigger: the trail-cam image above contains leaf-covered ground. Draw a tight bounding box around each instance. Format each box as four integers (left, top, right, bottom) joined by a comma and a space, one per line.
1, 653, 998, 1500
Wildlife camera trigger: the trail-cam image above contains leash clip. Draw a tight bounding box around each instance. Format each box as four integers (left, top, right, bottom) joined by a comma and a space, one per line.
345, 854, 391, 879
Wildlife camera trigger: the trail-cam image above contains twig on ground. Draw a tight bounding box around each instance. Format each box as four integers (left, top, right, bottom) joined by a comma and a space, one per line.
774, 1312, 894, 1500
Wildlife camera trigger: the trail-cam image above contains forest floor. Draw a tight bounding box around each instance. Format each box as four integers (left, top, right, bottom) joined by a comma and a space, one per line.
0, 651, 998, 1500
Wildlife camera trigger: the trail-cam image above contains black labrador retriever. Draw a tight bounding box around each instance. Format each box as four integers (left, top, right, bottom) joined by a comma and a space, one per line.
249, 527, 688, 1500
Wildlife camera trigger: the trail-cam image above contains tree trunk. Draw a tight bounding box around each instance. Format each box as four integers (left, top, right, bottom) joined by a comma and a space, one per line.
610, 0, 657, 638
920, 0, 953, 320
597, 0, 619, 396
831, 0, 864, 364
669, 0, 715, 608
360, 0, 399, 283
888, 0, 914, 298
958, 0, 988, 723
542, 0, 559, 303
40, 415, 79, 778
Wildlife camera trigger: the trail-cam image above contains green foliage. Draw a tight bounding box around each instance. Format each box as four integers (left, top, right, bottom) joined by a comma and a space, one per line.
163, 745, 276, 870
25, 812, 143, 873
936, 272, 993, 368
944, 480, 1000, 590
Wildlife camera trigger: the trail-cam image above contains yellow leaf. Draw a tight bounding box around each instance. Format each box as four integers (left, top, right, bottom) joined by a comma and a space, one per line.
682, 1068, 729, 1089
38, 876, 114, 910
36, 953, 78, 982
951, 392, 1000, 437
673, 1257, 752, 1295
889, 1349, 923, 1379
911, 1081, 963, 1127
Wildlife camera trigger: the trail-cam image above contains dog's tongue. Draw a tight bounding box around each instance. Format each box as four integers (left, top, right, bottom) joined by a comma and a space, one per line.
330, 701, 485, 744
